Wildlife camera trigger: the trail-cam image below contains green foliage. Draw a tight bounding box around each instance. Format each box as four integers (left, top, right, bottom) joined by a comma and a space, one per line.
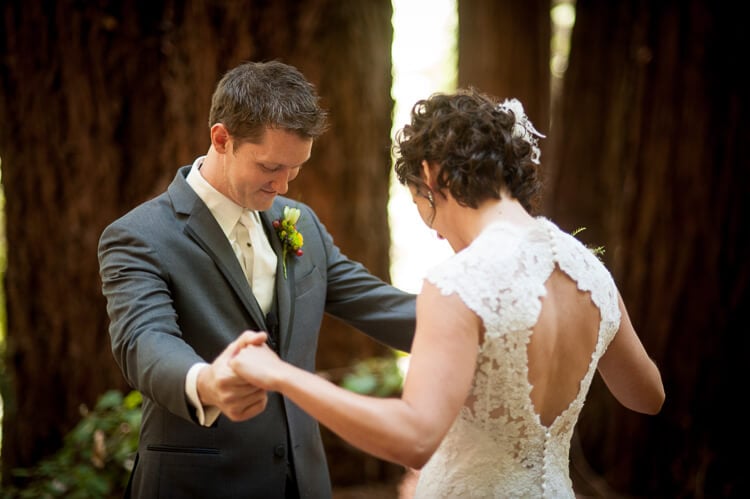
340, 355, 405, 397
1, 390, 141, 499
0, 355, 403, 497
571, 226, 606, 259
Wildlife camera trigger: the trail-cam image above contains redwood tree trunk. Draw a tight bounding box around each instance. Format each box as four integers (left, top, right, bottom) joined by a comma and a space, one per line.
546, 0, 747, 496
0, 0, 397, 488
458, 0, 551, 147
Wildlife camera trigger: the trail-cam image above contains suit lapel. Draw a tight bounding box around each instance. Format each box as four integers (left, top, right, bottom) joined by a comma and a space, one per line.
261, 204, 295, 357
169, 167, 267, 330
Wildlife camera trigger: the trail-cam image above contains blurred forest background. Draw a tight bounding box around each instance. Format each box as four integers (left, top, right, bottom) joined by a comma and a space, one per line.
0, 0, 747, 497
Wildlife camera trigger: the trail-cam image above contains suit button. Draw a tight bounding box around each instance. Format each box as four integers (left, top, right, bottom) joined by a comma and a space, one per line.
274, 445, 286, 458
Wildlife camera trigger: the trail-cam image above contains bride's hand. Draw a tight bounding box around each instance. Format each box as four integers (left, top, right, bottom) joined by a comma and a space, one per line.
229, 331, 283, 391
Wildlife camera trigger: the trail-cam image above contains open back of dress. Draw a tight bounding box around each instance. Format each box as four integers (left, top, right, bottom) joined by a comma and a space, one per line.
415, 218, 621, 499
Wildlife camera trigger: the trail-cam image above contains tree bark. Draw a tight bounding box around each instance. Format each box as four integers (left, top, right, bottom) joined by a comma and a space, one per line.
547, 0, 748, 496
0, 0, 398, 488
458, 0, 551, 149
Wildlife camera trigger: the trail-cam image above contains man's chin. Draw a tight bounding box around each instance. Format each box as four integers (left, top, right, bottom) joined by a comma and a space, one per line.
255, 192, 277, 211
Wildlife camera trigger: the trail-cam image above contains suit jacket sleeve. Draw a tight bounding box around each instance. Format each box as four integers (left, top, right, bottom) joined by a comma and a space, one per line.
97, 184, 256, 424
98, 218, 203, 422
301, 204, 417, 353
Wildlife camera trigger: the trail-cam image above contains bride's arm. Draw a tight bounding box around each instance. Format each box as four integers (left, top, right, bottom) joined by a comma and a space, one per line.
597, 292, 665, 415
230, 281, 479, 469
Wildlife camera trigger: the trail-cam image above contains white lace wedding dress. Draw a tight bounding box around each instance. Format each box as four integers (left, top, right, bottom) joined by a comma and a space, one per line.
414, 218, 621, 498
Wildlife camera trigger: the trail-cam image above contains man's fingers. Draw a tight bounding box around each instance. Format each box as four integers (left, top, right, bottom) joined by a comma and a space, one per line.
236, 330, 268, 348
224, 392, 268, 421
225, 331, 267, 358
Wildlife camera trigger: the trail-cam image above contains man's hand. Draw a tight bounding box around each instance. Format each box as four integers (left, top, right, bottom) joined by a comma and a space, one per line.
196, 331, 269, 422
230, 331, 285, 391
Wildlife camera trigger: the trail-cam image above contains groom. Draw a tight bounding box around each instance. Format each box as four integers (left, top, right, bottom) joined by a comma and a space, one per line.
97, 60, 416, 498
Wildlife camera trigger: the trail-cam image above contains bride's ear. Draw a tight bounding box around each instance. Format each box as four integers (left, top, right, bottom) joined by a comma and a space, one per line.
421, 160, 435, 188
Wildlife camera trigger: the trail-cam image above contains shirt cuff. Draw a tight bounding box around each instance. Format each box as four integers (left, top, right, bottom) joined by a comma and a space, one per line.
185, 362, 221, 427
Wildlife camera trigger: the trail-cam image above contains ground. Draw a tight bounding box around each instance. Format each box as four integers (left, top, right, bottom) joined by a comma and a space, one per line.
333, 469, 418, 498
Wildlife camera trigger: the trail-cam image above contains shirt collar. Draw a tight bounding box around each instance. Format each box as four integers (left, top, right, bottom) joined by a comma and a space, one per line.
186, 156, 259, 237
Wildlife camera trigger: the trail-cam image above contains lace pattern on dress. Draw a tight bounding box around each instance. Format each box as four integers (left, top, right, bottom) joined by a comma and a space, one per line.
414, 218, 620, 499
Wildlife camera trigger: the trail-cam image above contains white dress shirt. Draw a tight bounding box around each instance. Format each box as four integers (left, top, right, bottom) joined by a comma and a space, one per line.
183, 156, 277, 425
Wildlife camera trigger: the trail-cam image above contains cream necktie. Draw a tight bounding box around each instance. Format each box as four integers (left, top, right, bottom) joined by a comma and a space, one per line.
235, 211, 277, 314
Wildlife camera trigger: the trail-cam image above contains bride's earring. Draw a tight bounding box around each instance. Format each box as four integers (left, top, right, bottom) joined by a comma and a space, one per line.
425, 190, 436, 227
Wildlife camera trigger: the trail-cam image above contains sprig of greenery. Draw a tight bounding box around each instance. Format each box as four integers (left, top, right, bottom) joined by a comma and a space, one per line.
571, 227, 605, 259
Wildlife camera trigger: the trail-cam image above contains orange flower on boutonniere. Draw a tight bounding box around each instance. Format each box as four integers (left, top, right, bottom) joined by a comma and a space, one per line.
273, 206, 304, 279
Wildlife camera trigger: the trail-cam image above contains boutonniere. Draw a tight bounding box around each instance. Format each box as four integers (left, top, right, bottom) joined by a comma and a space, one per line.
273, 206, 304, 278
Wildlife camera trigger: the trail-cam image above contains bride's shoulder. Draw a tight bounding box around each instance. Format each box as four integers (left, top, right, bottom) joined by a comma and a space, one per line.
531, 217, 596, 253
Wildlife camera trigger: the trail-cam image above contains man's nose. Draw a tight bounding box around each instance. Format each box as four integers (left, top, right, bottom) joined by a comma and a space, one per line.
270, 169, 292, 194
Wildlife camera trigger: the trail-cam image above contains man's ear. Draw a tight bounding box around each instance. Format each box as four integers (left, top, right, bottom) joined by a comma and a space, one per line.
211, 123, 231, 154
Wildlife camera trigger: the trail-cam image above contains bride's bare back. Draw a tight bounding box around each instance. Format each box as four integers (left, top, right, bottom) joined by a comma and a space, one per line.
530, 268, 600, 427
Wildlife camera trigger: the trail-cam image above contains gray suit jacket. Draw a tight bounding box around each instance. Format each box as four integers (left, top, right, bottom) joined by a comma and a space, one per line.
98, 166, 416, 498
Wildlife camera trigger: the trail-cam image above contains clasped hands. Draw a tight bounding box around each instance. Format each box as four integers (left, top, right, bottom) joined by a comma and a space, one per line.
196, 330, 284, 422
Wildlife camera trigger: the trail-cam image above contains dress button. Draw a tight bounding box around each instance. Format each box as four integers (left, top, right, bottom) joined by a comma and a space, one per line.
274, 445, 286, 458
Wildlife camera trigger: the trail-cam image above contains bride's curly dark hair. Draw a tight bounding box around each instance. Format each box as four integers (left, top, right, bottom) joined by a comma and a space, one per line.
393, 88, 542, 212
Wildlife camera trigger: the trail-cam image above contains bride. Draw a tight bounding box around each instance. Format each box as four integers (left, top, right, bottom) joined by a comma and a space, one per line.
229, 88, 665, 498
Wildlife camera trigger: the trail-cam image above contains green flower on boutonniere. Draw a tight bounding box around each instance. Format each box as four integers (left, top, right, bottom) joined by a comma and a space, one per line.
273, 206, 304, 279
